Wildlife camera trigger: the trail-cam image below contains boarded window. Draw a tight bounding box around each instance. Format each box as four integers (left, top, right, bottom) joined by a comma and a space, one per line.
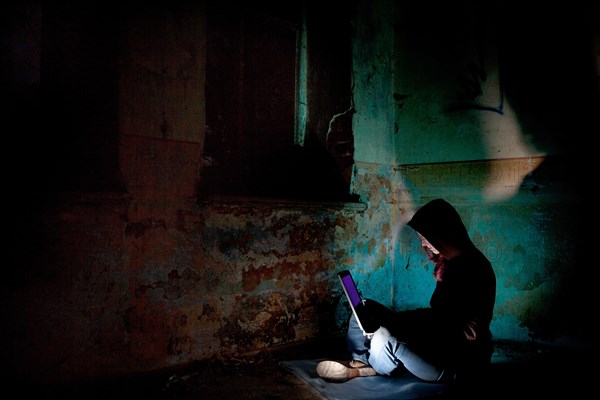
200, 2, 357, 202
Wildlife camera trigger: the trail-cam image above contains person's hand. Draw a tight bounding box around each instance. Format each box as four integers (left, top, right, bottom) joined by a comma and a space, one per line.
355, 299, 381, 333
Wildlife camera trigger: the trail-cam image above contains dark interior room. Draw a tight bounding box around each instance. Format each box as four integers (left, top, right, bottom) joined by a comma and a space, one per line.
3, 0, 598, 398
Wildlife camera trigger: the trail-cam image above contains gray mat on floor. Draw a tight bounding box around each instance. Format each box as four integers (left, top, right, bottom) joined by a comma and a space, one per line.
280, 359, 449, 400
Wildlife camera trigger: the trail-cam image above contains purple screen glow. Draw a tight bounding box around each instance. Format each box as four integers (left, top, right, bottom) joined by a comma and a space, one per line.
341, 273, 362, 307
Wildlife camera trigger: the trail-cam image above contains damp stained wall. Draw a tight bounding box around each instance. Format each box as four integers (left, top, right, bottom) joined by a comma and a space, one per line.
4, 0, 598, 386
349, 0, 597, 348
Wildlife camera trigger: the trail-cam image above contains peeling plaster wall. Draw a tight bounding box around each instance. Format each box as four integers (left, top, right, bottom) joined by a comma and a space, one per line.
11, 194, 370, 384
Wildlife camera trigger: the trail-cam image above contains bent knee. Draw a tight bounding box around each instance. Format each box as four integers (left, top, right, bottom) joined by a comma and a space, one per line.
370, 326, 392, 350
368, 327, 396, 375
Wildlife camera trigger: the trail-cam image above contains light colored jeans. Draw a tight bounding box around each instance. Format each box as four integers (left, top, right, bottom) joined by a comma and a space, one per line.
346, 313, 454, 382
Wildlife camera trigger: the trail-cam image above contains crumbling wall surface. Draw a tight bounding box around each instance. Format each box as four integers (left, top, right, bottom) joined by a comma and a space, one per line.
10, 192, 373, 384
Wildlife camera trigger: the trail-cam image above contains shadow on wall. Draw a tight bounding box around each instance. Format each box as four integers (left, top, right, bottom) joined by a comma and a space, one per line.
499, 5, 599, 158
497, 3, 599, 346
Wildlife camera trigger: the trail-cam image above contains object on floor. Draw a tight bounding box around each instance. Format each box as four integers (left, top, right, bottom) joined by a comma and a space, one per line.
280, 359, 449, 400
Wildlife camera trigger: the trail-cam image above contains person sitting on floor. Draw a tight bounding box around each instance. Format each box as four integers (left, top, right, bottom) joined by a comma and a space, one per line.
317, 199, 497, 385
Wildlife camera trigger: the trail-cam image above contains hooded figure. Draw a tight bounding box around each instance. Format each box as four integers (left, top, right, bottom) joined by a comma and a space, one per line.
408, 198, 474, 261
406, 199, 496, 375
317, 199, 496, 386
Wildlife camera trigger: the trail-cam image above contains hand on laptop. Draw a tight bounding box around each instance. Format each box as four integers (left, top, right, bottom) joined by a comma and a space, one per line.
355, 299, 383, 334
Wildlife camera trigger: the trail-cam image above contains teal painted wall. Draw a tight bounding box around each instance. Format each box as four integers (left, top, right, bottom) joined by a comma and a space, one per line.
348, 0, 597, 347
352, 0, 396, 165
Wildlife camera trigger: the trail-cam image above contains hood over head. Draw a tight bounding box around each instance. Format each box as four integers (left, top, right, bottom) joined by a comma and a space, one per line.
407, 199, 474, 259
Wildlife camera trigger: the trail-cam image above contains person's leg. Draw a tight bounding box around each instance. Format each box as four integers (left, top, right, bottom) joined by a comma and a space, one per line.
316, 312, 376, 382
345, 313, 370, 365
368, 327, 455, 382
346, 298, 399, 363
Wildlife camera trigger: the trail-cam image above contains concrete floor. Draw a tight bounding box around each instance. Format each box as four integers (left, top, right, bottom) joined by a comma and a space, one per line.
26, 337, 592, 400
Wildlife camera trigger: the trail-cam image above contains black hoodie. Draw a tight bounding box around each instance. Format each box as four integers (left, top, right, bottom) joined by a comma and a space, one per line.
407, 199, 496, 372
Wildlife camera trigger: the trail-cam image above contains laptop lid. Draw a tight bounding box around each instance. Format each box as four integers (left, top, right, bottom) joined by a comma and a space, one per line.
337, 269, 374, 337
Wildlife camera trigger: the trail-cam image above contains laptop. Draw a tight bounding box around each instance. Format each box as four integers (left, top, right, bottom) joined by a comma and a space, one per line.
337, 269, 376, 337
